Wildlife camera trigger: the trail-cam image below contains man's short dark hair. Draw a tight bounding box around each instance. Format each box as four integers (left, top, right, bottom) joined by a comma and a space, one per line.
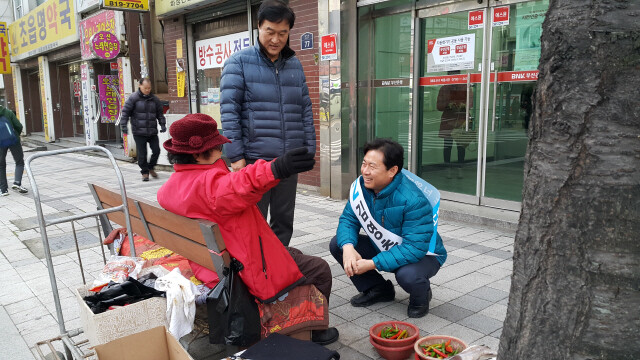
167, 146, 220, 164
138, 78, 151, 85
363, 139, 404, 172
258, 0, 295, 28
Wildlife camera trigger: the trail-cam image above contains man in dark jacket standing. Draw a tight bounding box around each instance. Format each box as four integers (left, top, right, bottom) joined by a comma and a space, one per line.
220, 0, 315, 246
0, 106, 28, 196
120, 78, 166, 181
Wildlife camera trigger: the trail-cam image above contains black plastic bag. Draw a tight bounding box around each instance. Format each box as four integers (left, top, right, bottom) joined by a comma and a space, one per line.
83, 276, 165, 314
207, 258, 261, 346
241, 333, 340, 360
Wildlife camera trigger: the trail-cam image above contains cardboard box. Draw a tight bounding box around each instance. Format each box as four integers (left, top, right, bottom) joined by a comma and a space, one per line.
94, 326, 193, 360
76, 285, 168, 346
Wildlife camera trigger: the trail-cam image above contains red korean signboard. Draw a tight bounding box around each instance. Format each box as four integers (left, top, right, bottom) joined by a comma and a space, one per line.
91, 31, 120, 60
320, 33, 337, 61
468, 10, 484, 30
419, 70, 539, 86
492, 6, 510, 27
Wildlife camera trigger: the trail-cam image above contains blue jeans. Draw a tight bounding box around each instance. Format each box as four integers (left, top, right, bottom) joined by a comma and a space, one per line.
0, 142, 25, 192
330, 234, 441, 306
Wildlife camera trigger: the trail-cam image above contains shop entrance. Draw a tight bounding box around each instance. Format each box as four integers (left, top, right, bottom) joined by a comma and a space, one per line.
355, 0, 548, 210
23, 70, 43, 135
416, 0, 547, 209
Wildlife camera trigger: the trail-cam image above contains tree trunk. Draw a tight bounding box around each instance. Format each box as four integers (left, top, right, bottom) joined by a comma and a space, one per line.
498, 1, 640, 359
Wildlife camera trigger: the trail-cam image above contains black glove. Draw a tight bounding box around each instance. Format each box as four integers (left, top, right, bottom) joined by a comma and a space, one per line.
160, 125, 167, 133
271, 148, 315, 179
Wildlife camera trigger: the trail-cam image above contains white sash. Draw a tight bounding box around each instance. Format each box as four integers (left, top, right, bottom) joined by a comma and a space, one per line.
349, 177, 403, 252
349, 170, 440, 255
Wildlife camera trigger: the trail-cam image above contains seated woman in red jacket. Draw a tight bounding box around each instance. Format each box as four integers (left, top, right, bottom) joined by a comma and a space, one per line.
157, 113, 338, 345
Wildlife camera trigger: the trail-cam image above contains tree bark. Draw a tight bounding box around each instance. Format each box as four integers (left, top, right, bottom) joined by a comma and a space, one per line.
498, 1, 640, 359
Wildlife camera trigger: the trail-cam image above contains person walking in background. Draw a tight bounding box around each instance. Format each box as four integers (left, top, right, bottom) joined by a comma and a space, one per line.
0, 106, 28, 196
120, 78, 166, 182
220, 0, 315, 246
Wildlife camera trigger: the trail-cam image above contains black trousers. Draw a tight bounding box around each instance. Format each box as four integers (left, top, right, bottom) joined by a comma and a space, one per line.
256, 173, 298, 247
133, 135, 160, 174
330, 234, 441, 306
0, 141, 24, 192
443, 136, 465, 165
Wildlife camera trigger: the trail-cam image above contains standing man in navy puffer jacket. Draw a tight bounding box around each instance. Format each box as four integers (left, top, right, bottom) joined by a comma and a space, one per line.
221, 0, 315, 246
120, 78, 167, 182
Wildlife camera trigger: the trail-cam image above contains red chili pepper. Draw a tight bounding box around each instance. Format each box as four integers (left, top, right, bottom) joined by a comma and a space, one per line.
389, 329, 402, 339
433, 347, 448, 358
445, 339, 451, 347
445, 345, 453, 353
378, 329, 383, 337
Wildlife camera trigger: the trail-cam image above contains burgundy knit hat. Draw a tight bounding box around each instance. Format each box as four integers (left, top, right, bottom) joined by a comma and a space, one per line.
163, 113, 231, 154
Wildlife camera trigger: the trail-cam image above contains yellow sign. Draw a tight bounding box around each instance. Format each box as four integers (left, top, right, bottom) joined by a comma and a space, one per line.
38, 56, 50, 142
103, 0, 149, 12
8, 0, 78, 61
0, 22, 10, 74
156, 0, 209, 17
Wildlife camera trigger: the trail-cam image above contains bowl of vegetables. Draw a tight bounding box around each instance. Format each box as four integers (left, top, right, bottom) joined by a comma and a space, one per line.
370, 321, 420, 348
414, 335, 467, 359
370, 336, 416, 360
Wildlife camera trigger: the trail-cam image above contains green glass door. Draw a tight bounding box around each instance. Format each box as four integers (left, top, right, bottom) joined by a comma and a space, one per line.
357, 2, 413, 168
483, 0, 548, 205
416, 4, 485, 199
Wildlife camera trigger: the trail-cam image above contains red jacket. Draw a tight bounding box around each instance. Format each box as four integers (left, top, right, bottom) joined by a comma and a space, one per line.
157, 159, 304, 303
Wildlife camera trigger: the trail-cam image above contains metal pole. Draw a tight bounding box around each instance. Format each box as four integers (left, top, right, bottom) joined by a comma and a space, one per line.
247, 0, 254, 46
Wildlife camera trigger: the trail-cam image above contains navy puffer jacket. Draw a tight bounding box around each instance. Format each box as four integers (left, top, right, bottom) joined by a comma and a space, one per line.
119, 90, 166, 136
220, 43, 315, 162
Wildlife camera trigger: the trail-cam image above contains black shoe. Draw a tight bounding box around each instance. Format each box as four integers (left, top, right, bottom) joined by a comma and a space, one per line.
142, 173, 149, 182
311, 327, 339, 345
350, 280, 395, 307
407, 289, 432, 318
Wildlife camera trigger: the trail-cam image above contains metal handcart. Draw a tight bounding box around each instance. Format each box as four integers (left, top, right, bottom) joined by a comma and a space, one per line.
25, 146, 136, 360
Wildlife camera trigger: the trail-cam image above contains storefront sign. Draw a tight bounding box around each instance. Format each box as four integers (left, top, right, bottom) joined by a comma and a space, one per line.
426, 34, 475, 73
8, 0, 78, 61
79, 10, 119, 60
372, 78, 410, 88
492, 6, 510, 27
301, 32, 313, 50
156, 0, 208, 17
98, 75, 119, 123
468, 10, 484, 30
76, 0, 101, 14
0, 22, 10, 74
91, 31, 120, 59
195, 31, 254, 70
38, 56, 51, 142
320, 34, 337, 61
80, 63, 93, 145
110, 62, 118, 70
103, 0, 149, 12
497, 70, 539, 82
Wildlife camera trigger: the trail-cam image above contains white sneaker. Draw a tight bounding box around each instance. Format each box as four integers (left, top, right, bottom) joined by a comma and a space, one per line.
1, 190, 8, 196
11, 184, 28, 194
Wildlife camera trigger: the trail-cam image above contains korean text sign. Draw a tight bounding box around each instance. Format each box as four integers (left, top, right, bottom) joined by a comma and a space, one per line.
91, 31, 120, 59
8, 0, 78, 61
156, 0, 208, 17
321, 34, 337, 61
196, 31, 254, 70
98, 75, 119, 123
79, 10, 118, 60
0, 22, 10, 74
426, 34, 476, 73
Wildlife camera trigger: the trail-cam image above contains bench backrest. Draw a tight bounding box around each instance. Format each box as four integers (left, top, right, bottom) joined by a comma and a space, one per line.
89, 183, 229, 277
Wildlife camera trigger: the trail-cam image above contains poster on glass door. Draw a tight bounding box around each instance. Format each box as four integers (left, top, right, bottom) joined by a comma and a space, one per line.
426, 34, 475, 73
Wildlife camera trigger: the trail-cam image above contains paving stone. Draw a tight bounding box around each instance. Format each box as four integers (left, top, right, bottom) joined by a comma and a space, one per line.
449, 294, 494, 312
22, 231, 100, 259
10, 211, 75, 231
440, 238, 473, 249
331, 302, 372, 322
480, 303, 509, 321
462, 244, 495, 254
334, 322, 368, 346
468, 287, 509, 302
458, 313, 504, 335
486, 249, 513, 260
413, 313, 452, 334
436, 322, 484, 344
329, 294, 349, 310
429, 303, 474, 323
476, 335, 500, 352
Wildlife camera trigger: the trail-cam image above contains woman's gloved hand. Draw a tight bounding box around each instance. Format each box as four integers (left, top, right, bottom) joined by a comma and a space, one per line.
271, 148, 315, 179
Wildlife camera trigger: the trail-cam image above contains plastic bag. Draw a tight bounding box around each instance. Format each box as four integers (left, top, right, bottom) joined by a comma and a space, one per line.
93, 255, 145, 287
449, 345, 497, 360
207, 258, 261, 346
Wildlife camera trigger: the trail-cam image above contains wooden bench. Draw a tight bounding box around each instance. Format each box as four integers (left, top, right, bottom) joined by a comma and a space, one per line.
88, 182, 327, 342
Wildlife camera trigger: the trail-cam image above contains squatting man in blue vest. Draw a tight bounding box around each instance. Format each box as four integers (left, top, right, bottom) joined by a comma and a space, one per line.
330, 139, 447, 318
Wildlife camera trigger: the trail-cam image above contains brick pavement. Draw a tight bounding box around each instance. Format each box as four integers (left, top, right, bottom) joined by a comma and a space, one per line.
0, 146, 513, 359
